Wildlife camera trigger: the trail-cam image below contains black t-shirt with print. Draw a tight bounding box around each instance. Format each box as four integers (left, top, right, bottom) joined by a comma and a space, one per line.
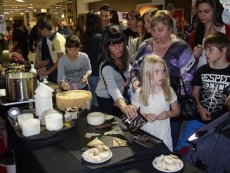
123, 28, 138, 45
192, 64, 230, 124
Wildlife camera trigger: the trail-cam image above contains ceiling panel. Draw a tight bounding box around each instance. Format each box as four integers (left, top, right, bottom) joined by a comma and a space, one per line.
2, 0, 64, 17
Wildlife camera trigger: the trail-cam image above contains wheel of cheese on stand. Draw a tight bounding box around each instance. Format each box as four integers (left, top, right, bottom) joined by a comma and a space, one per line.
56, 90, 92, 111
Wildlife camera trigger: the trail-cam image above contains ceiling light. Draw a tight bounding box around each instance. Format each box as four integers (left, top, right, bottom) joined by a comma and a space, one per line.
16, 0, 25, 2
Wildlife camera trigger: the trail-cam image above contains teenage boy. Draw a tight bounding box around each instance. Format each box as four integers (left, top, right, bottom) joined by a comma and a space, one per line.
99, 4, 112, 29
176, 32, 230, 151
36, 14, 66, 83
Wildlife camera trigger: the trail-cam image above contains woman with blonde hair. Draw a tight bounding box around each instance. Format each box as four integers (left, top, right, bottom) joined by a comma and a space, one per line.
131, 55, 180, 151
130, 10, 196, 150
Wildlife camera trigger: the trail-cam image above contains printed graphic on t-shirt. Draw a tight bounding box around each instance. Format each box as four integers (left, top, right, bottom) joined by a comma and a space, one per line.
200, 73, 230, 114
64, 65, 83, 90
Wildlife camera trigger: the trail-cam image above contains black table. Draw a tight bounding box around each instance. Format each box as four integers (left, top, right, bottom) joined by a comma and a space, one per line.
4, 106, 204, 173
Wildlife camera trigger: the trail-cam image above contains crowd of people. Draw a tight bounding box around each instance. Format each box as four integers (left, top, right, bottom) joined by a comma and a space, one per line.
9, 0, 230, 155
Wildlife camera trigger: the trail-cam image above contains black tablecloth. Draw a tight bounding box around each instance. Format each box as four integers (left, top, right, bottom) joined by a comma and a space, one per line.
4, 106, 205, 173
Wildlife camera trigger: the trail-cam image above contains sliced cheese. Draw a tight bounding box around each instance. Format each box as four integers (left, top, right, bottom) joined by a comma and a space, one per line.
87, 137, 104, 147
113, 139, 120, 147
112, 137, 128, 147
104, 129, 121, 135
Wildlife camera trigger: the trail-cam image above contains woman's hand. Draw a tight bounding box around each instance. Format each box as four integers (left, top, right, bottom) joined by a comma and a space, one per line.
156, 111, 169, 120
123, 105, 137, 119
199, 106, 211, 121
39, 59, 49, 67
194, 44, 203, 58
144, 113, 157, 123
132, 80, 140, 92
81, 75, 88, 85
60, 82, 70, 91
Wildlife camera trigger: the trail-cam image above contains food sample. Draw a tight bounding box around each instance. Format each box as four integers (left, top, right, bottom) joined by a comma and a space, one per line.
82, 145, 112, 162
154, 154, 182, 171
56, 90, 92, 111
104, 129, 121, 135
87, 137, 104, 147
112, 137, 128, 147
66, 107, 78, 112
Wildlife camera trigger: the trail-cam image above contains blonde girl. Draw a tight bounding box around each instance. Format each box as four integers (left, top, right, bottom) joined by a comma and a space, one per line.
131, 55, 180, 151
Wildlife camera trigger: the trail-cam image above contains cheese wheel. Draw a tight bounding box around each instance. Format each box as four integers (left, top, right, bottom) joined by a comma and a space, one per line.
56, 90, 92, 111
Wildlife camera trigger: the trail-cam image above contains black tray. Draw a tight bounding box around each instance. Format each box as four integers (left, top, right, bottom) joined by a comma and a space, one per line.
77, 115, 129, 151
8, 109, 75, 138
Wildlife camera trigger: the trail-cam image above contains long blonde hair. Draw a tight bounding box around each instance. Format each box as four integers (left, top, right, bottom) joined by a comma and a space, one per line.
140, 55, 171, 106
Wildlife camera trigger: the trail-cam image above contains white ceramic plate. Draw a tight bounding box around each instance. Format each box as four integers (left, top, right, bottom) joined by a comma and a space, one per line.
152, 158, 183, 172
82, 150, 113, 164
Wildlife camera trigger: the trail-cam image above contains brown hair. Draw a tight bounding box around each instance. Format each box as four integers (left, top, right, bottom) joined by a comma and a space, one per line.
126, 10, 141, 20
150, 10, 173, 31
204, 32, 230, 57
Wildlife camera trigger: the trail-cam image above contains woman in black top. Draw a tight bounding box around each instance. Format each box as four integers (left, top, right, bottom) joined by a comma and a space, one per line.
10, 20, 29, 60
80, 11, 104, 106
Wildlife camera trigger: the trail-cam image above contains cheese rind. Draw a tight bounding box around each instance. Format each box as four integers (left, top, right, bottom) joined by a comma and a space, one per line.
56, 90, 92, 111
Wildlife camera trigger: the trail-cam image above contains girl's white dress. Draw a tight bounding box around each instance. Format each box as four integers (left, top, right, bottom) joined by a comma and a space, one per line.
132, 87, 177, 151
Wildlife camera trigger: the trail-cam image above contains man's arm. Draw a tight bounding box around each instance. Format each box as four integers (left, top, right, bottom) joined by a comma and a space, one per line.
46, 52, 64, 74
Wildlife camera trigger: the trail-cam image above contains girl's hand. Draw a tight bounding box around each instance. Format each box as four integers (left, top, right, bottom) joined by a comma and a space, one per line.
61, 82, 70, 91
39, 59, 49, 67
199, 106, 211, 121
124, 105, 137, 119
145, 113, 157, 123
194, 44, 203, 58
132, 81, 140, 92
81, 75, 88, 85
156, 111, 169, 120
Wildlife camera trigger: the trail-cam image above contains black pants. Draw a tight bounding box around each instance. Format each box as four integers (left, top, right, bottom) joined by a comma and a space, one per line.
96, 95, 123, 117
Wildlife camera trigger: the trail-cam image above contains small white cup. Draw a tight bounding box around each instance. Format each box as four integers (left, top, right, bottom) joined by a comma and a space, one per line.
35, 83, 54, 97
86, 100, 91, 110
22, 119, 40, 137
17, 113, 34, 128
45, 113, 63, 131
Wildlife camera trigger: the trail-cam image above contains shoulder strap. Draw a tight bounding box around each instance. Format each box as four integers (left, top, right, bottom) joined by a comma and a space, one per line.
101, 62, 127, 82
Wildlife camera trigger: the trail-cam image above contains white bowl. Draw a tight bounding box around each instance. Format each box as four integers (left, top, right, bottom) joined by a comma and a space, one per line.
45, 113, 63, 131
17, 113, 34, 128
87, 112, 105, 126
35, 83, 54, 97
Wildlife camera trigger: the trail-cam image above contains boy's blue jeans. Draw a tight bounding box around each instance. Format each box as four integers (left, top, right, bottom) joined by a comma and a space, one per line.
88, 76, 99, 107
175, 119, 205, 151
